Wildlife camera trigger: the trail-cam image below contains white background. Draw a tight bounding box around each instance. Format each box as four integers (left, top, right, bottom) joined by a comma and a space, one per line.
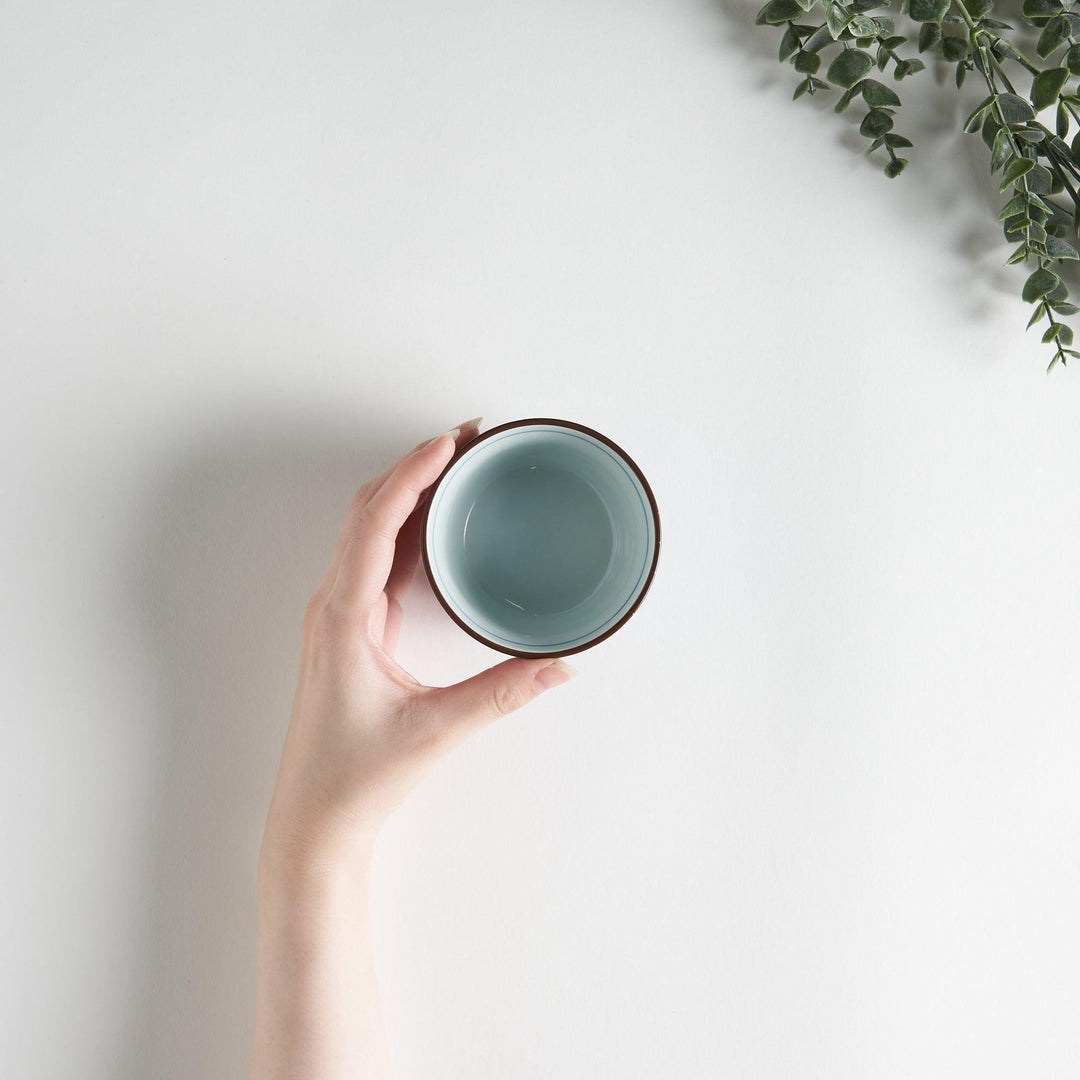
4, 2, 1079, 1077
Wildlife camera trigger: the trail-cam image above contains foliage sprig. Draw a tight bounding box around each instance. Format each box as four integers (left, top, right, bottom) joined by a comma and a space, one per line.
755, 0, 1080, 370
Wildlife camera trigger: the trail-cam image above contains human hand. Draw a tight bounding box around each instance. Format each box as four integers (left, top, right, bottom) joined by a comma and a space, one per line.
260, 418, 579, 871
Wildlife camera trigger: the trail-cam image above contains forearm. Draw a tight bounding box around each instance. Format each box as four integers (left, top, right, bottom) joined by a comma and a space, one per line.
250, 835, 392, 1079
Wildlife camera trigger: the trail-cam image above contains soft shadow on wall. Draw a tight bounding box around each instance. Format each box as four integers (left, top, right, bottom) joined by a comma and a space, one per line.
119, 409, 413, 1079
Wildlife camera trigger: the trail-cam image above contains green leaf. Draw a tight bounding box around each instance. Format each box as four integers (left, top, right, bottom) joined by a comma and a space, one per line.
982, 112, 1001, 150
803, 25, 834, 52
883, 157, 908, 177
1041, 321, 1074, 345
895, 58, 926, 79
1058, 101, 1071, 137
1037, 16, 1070, 60
827, 48, 875, 88
1066, 43, 1080, 75
918, 21, 941, 52
1049, 134, 1075, 159
991, 128, 1012, 173
1032, 67, 1070, 110
1013, 126, 1045, 143
758, 0, 807, 23
1027, 163, 1055, 193
1014, 131, 1044, 148
941, 36, 969, 63
999, 194, 1028, 220
1007, 243, 1030, 265
1027, 203, 1049, 226
1049, 278, 1071, 302
835, 85, 859, 113
780, 25, 802, 62
1024, 0, 1061, 15
908, 0, 949, 21
794, 50, 822, 73
964, 95, 995, 134
967, 0, 994, 15
1046, 234, 1080, 258
1028, 302, 1048, 328
861, 78, 901, 106
1003, 214, 1031, 240
793, 76, 812, 100
826, 4, 851, 37
884, 132, 913, 148
1052, 301, 1080, 314
848, 13, 879, 36
1001, 157, 1036, 189
860, 108, 894, 137
997, 94, 1036, 124
1023, 267, 1062, 302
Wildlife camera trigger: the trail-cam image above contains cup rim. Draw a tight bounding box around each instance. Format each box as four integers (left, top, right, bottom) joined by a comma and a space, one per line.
419, 417, 662, 658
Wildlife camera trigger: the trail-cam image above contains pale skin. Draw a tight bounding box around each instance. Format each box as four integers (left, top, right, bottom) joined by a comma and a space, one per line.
250, 418, 578, 1079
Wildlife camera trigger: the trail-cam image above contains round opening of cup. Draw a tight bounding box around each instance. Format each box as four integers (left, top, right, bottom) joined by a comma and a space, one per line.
425, 423, 657, 655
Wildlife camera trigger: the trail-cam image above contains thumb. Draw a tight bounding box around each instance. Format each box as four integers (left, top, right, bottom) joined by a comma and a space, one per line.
419, 656, 579, 744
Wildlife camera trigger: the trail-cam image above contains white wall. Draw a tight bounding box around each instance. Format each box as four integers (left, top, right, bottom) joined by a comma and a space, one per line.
4, 2, 1080, 1077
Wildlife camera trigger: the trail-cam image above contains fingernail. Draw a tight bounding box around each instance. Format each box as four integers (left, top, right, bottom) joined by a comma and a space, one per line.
462, 416, 483, 429
533, 659, 579, 692
428, 426, 460, 448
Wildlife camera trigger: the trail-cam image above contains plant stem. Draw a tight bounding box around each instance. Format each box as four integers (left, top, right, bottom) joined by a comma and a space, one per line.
954, 0, 1068, 366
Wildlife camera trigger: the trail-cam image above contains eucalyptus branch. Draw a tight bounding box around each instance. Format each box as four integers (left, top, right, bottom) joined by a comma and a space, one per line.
754, 0, 1080, 370
758, 0, 918, 174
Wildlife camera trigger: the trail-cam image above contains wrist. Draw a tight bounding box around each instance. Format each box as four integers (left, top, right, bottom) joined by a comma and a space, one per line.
258, 816, 378, 900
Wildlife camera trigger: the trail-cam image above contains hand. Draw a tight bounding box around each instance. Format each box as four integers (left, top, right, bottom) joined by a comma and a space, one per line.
251, 419, 580, 1079
260, 418, 579, 870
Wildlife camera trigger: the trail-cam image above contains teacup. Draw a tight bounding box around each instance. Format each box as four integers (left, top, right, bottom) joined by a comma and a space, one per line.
420, 418, 660, 658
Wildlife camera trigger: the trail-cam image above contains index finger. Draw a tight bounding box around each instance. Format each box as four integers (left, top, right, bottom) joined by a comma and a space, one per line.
329, 428, 460, 613
314, 420, 481, 602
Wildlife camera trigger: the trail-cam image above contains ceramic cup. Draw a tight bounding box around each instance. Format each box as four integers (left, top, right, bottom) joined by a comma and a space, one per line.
420, 418, 661, 658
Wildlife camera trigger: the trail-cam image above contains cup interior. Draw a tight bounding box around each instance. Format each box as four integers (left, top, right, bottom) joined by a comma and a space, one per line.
424, 422, 658, 655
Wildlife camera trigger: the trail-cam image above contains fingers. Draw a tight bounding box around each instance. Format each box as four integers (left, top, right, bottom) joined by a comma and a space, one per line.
413, 656, 579, 748
383, 503, 424, 611
313, 419, 481, 608
380, 418, 482, 622
330, 431, 459, 613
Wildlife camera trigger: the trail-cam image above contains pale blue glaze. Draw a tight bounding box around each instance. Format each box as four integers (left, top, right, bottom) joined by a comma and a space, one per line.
426, 424, 656, 653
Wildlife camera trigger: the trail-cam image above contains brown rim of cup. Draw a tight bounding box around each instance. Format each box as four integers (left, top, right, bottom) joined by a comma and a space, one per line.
418, 417, 662, 659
